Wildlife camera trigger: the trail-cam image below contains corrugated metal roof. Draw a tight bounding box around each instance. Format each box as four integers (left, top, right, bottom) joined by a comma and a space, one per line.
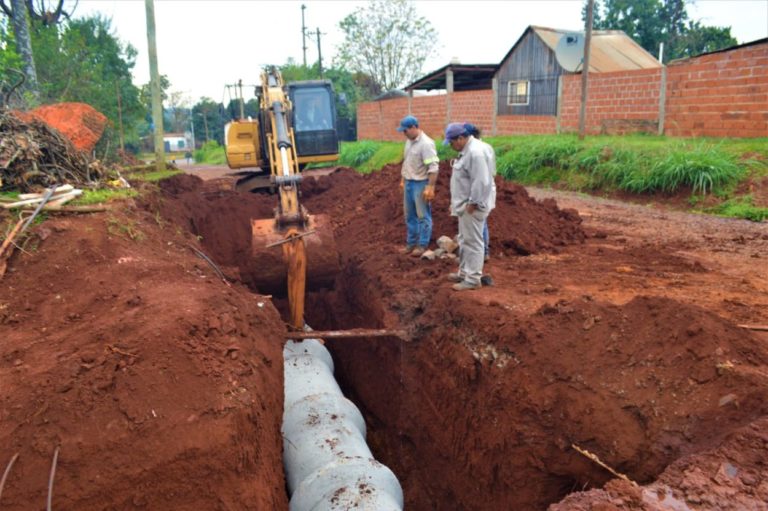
404, 63, 498, 91
532, 26, 661, 72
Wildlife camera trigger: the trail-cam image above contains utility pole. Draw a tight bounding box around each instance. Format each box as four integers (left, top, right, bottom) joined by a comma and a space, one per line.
238, 79, 245, 119
115, 80, 125, 152
578, 0, 594, 140
301, 4, 308, 67
316, 27, 323, 77
145, 0, 165, 171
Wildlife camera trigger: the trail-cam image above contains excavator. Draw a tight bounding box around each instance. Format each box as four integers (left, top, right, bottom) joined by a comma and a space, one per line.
224, 69, 402, 341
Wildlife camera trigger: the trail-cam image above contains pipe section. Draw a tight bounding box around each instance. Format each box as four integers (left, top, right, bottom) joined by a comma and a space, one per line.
283, 339, 403, 510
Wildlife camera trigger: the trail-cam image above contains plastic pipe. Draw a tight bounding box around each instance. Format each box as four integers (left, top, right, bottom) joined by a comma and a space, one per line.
283, 339, 403, 510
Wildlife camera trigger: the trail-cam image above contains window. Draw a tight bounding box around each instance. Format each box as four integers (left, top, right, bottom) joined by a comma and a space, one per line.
507, 80, 529, 106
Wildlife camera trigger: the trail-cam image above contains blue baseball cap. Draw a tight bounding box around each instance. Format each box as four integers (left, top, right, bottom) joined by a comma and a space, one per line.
443, 122, 468, 145
396, 115, 419, 132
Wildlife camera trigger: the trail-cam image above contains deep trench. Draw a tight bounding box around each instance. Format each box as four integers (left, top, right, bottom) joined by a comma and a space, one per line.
168, 184, 665, 510
156, 173, 768, 510
183, 211, 609, 510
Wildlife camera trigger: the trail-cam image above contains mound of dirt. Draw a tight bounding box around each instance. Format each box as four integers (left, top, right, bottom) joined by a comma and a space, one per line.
16, 102, 108, 152
0, 201, 287, 509
301, 162, 586, 257
550, 416, 768, 510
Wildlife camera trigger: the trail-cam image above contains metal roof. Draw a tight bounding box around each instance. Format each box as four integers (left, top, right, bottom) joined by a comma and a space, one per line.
404, 63, 498, 91
529, 26, 662, 72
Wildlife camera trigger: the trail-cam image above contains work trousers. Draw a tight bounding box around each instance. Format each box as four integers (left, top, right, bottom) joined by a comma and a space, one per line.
457, 209, 488, 286
403, 179, 432, 248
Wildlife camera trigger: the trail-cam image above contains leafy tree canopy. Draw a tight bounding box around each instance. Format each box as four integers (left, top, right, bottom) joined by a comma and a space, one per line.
585, 0, 737, 62
336, 0, 438, 91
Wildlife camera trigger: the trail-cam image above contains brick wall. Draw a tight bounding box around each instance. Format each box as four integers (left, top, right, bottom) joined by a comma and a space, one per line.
356, 40, 768, 140
560, 68, 662, 134
664, 43, 768, 138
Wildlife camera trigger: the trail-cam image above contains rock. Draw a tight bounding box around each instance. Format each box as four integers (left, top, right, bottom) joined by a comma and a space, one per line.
437, 235, 459, 254
433, 248, 446, 257
420, 250, 436, 261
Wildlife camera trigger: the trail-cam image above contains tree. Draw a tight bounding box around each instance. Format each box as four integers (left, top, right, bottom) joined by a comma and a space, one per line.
192, 97, 226, 144
585, 0, 737, 62
1, 0, 39, 101
29, 15, 144, 155
336, 0, 438, 91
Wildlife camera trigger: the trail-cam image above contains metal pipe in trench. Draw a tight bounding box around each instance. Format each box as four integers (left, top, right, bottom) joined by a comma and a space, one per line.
283, 338, 403, 510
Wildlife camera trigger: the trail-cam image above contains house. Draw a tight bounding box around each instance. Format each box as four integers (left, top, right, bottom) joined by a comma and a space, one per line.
163, 132, 193, 152
495, 26, 661, 116
404, 25, 661, 117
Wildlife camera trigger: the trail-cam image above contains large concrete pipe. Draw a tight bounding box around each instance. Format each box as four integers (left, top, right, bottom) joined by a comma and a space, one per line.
283, 339, 403, 510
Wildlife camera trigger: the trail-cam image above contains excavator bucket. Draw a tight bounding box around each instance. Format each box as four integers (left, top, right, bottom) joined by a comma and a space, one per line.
245, 214, 339, 295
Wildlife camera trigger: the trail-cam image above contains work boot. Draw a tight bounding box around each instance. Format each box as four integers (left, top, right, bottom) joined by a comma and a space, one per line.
480, 275, 494, 287
399, 245, 415, 254
447, 272, 463, 283
452, 281, 481, 291
410, 246, 426, 257
484, 253, 490, 262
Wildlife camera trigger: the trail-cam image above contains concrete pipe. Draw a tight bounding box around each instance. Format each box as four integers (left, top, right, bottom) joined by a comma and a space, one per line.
283, 339, 403, 511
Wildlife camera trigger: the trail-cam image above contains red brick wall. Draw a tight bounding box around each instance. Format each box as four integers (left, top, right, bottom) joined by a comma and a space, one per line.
560, 68, 662, 134
356, 41, 768, 140
664, 43, 768, 138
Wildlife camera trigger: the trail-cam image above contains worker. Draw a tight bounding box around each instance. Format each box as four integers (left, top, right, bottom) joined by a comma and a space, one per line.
464, 123, 496, 261
397, 115, 439, 257
444, 122, 495, 291
296, 96, 329, 131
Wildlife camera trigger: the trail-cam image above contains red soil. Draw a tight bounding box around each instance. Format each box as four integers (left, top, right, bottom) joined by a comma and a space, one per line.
0, 197, 287, 510
14, 103, 107, 152
2, 159, 767, 510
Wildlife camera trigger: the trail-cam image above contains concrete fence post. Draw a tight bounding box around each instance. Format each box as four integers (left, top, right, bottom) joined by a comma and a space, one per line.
492, 77, 498, 136
446, 68, 454, 125
408, 89, 413, 115
658, 66, 667, 136
556, 75, 563, 134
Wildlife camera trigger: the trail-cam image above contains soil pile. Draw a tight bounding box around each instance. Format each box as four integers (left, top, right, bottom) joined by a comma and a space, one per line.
301, 162, 586, 256
16, 102, 107, 152
0, 200, 287, 509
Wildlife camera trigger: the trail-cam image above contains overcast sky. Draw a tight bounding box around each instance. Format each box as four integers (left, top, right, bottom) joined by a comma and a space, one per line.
76, 0, 768, 105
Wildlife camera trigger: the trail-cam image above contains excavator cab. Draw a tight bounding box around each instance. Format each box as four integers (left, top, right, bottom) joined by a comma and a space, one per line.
288, 81, 339, 167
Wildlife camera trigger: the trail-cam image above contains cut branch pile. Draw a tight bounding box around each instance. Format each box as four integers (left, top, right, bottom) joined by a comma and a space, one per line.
0, 111, 107, 192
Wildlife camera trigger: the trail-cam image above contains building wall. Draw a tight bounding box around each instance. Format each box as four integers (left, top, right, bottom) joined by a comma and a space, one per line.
357, 40, 768, 140
559, 68, 662, 134
664, 42, 768, 138
496, 29, 563, 116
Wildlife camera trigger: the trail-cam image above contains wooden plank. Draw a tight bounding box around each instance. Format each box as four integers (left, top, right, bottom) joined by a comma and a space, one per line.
285, 329, 407, 341
738, 324, 768, 332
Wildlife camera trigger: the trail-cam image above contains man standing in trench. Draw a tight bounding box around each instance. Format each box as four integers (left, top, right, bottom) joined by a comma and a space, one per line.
397, 115, 439, 257
445, 123, 495, 291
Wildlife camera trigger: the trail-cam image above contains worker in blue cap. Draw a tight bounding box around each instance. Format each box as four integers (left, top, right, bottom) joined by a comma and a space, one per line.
396, 115, 439, 257
464, 123, 496, 261
444, 122, 495, 290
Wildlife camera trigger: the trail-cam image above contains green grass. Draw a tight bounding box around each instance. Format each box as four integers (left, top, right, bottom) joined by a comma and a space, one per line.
194, 140, 227, 165
126, 170, 183, 182
704, 196, 768, 222
338, 134, 768, 221
71, 188, 139, 205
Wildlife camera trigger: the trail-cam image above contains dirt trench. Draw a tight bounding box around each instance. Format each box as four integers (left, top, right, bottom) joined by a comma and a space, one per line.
158, 166, 768, 510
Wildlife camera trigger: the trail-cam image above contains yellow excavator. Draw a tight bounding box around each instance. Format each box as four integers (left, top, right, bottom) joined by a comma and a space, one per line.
224, 68, 340, 330
224, 69, 403, 341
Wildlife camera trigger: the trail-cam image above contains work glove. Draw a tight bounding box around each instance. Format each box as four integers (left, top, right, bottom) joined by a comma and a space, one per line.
399, 178, 405, 192
422, 184, 435, 201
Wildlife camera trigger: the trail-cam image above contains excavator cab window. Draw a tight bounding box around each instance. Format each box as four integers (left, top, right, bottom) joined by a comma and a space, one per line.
288, 82, 339, 158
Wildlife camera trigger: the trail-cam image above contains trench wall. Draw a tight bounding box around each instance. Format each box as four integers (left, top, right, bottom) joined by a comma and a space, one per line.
357, 40, 768, 139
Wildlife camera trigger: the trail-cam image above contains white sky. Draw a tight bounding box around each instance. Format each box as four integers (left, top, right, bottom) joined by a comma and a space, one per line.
76, 0, 768, 104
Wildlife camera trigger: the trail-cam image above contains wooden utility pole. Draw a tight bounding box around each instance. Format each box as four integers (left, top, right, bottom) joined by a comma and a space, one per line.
145, 0, 165, 171
579, 0, 594, 140
316, 28, 323, 77
301, 4, 308, 67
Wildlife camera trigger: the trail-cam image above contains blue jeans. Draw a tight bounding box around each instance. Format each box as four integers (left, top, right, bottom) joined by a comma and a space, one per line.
483, 220, 489, 257
403, 179, 432, 248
